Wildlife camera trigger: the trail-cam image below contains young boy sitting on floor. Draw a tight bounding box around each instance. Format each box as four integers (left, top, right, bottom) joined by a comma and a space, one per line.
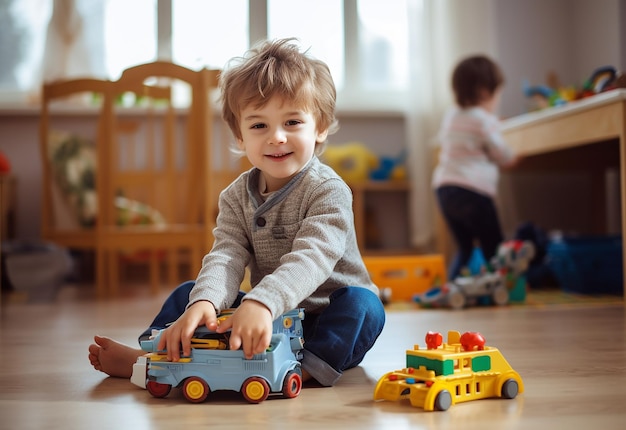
88, 38, 386, 387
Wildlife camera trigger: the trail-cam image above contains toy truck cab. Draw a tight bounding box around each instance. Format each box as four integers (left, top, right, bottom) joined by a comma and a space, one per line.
413, 240, 535, 309
131, 308, 305, 404
413, 272, 509, 310
374, 330, 524, 411
446, 272, 509, 309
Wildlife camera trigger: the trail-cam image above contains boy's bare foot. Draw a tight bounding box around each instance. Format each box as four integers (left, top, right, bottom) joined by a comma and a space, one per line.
302, 369, 313, 382
88, 335, 145, 379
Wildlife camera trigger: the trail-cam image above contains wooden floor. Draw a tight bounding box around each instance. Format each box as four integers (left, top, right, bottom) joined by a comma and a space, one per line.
1, 283, 625, 430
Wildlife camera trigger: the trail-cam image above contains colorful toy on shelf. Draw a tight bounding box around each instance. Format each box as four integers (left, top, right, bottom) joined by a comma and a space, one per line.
523, 81, 569, 110
130, 309, 305, 404
523, 66, 626, 111
413, 240, 535, 309
369, 149, 407, 181
581, 65, 622, 96
523, 70, 578, 111
321, 141, 379, 183
373, 330, 524, 411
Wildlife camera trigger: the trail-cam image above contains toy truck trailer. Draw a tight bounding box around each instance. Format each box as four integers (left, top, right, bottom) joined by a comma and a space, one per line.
131, 308, 305, 404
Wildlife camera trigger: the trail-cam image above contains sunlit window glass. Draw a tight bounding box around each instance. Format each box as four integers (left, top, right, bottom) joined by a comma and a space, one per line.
0, 0, 51, 92
105, 0, 157, 80
1, 0, 413, 110
267, 0, 344, 90
172, 0, 248, 70
358, 0, 408, 90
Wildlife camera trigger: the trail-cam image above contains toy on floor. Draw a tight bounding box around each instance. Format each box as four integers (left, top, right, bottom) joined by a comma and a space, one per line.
373, 330, 524, 411
363, 254, 447, 303
130, 309, 305, 404
413, 240, 535, 309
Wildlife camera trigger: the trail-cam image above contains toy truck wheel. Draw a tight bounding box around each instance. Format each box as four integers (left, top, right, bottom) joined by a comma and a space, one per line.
282, 368, 303, 398
434, 390, 452, 411
492, 285, 509, 306
501, 379, 519, 399
183, 377, 210, 403
242, 377, 270, 403
146, 380, 171, 398
447, 289, 466, 309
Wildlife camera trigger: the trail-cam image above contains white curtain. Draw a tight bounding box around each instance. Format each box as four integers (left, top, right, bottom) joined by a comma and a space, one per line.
405, 0, 498, 251
42, 0, 103, 83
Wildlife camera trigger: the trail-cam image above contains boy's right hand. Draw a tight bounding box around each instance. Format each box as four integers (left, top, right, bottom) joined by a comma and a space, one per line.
157, 300, 218, 361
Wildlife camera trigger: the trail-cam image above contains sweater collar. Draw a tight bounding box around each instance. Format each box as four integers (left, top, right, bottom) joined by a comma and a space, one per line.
246, 157, 318, 210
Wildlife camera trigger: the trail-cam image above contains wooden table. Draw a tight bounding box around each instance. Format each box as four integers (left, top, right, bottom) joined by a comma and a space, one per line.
501, 89, 626, 298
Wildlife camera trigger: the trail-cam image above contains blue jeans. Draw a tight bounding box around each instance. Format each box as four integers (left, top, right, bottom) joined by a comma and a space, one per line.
436, 185, 504, 279
139, 281, 386, 387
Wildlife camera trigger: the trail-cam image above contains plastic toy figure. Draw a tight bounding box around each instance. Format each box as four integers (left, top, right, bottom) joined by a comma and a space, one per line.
130, 309, 305, 404
374, 330, 523, 411
425, 331, 443, 350
459, 332, 485, 351
413, 240, 535, 309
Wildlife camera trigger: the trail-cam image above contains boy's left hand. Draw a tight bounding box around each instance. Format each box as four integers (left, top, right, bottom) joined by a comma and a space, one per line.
216, 300, 273, 359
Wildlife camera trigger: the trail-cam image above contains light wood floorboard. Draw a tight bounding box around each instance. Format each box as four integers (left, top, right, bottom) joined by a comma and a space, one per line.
1, 284, 625, 430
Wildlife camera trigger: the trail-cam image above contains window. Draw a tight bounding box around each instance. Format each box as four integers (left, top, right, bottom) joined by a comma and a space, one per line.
267, 0, 344, 89
0, 0, 412, 111
0, 0, 51, 94
105, 0, 156, 80
357, 0, 409, 91
172, 0, 248, 71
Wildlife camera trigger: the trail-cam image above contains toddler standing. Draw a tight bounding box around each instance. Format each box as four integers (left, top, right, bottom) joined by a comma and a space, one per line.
432, 55, 517, 279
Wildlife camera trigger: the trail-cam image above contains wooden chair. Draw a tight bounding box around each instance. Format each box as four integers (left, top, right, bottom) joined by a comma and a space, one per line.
40, 62, 247, 297
95, 62, 220, 296
39, 78, 109, 267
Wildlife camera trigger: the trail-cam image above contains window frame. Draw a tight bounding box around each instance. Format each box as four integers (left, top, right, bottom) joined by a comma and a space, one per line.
162, 0, 408, 113
0, 0, 409, 113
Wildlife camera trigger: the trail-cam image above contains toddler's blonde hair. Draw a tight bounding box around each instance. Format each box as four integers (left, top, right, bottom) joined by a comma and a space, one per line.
220, 38, 338, 154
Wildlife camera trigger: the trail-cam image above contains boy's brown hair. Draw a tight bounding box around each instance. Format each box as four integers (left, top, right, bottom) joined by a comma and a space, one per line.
220, 38, 338, 153
452, 55, 504, 108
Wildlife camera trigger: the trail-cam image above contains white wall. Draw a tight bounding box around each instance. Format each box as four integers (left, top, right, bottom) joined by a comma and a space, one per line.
494, 0, 625, 239
572, 0, 625, 79
496, 0, 625, 118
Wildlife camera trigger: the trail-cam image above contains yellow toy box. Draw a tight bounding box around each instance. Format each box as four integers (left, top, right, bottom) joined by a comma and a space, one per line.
363, 254, 446, 302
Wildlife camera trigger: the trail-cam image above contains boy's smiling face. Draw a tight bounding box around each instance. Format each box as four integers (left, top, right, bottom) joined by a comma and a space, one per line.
238, 96, 328, 193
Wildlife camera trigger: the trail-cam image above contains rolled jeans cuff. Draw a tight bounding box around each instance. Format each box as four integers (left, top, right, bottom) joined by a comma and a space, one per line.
301, 349, 341, 387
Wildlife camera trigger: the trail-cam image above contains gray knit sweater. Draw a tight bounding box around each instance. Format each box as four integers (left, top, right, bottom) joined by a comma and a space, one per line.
189, 156, 378, 318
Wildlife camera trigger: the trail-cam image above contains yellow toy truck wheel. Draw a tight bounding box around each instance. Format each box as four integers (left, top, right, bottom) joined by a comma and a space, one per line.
242, 377, 270, 403
183, 376, 210, 403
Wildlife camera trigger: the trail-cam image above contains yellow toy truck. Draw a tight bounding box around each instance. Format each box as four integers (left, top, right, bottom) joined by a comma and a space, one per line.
374, 330, 523, 411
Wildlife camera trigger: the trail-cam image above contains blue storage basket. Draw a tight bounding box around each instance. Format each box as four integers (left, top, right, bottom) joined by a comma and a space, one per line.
546, 235, 623, 295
